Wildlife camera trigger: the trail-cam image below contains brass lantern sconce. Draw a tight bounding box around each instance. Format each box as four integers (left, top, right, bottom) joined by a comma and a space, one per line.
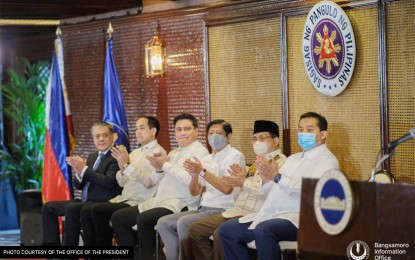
145, 28, 164, 77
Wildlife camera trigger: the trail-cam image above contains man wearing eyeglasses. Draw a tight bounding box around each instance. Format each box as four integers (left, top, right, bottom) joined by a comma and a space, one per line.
218, 112, 339, 260
185, 120, 287, 260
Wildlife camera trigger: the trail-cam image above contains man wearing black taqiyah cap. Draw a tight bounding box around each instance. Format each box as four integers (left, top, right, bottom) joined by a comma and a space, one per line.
186, 120, 287, 260
251, 120, 281, 160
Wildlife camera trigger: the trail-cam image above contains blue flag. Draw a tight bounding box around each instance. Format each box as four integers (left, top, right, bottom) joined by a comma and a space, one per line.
103, 38, 130, 152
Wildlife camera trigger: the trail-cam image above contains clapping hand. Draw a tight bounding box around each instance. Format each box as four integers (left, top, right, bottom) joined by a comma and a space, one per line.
111, 145, 129, 170
146, 151, 168, 172
221, 163, 246, 187
66, 156, 86, 176
256, 154, 278, 183
183, 157, 203, 178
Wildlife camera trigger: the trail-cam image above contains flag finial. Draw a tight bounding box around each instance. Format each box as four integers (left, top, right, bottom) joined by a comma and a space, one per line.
107, 22, 113, 38
56, 27, 62, 38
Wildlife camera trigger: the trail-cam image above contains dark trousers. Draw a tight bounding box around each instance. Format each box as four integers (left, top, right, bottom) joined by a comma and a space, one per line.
218, 219, 297, 260
64, 201, 97, 246
136, 208, 173, 259
42, 200, 69, 245
255, 219, 297, 260
90, 202, 130, 246
111, 206, 173, 259
111, 206, 140, 246
42, 199, 100, 246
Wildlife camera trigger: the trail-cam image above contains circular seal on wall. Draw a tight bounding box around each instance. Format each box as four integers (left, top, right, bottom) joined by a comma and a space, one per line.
302, 1, 356, 96
314, 169, 353, 235
347, 240, 370, 260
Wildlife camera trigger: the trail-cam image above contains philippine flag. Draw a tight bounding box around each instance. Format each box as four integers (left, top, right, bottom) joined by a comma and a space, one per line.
42, 37, 75, 202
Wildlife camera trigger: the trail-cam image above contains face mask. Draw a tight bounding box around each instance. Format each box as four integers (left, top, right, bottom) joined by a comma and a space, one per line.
298, 133, 318, 150
253, 141, 269, 155
208, 134, 227, 151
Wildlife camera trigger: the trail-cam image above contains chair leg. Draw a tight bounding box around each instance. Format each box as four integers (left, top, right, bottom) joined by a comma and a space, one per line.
61, 217, 65, 246
155, 228, 159, 260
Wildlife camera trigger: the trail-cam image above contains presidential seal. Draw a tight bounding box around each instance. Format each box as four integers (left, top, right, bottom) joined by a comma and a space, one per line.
302, 1, 356, 96
314, 169, 353, 235
347, 240, 370, 260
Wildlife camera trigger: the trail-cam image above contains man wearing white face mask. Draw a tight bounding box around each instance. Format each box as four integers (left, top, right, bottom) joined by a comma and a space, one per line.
157, 119, 245, 260
252, 120, 285, 160
186, 120, 287, 260
219, 112, 339, 260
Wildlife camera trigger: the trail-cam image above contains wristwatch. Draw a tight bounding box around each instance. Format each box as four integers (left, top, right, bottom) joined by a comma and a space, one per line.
199, 168, 207, 177
274, 173, 282, 183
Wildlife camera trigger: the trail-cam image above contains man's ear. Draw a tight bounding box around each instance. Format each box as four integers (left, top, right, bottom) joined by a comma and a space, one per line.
273, 137, 280, 147
320, 130, 327, 140
226, 133, 232, 142
151, 127, 157, 138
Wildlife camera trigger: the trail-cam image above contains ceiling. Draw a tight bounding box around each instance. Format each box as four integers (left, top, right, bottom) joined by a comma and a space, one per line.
0, 0, 173, 55
0, 0, 228, 65
0, 1, 150, 20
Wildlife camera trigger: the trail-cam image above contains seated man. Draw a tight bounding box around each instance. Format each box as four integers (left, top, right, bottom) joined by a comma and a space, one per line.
89, 116, 166, 246
157, 119, 245, 260
218, 112, 339, 260
187, 120, 286, 260
41, 121, 121, 246
111, 113, 209, 259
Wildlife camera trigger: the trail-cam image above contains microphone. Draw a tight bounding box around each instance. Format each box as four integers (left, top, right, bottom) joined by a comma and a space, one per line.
387, 128, 415, 154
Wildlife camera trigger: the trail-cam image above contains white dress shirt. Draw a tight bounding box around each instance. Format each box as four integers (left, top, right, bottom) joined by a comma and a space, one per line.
199, 144, 245, 210
138, 140, 209, 213
112, 140, 165, 206
239, 144, 339, 229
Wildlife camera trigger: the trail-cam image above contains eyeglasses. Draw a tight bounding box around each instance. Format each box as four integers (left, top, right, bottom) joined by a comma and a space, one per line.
252, 135, 272, 143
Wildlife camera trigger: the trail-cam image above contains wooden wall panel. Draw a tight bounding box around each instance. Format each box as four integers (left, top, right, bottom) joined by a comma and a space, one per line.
208, 17, 282, 163
387, 0, 415, 184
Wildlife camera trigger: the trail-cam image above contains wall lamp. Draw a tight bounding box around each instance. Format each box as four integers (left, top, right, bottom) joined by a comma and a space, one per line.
145, 28, 164, 77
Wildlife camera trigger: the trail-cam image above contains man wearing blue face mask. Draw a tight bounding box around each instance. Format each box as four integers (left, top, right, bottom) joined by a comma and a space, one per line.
219, 112, 339, 260
157, 119, 245, 260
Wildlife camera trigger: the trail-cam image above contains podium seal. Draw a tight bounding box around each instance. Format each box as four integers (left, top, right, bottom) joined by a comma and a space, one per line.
314, 169, 353, 235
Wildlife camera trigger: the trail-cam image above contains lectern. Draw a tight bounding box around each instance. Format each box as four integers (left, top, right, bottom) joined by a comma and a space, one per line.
298, 178, 415, 259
